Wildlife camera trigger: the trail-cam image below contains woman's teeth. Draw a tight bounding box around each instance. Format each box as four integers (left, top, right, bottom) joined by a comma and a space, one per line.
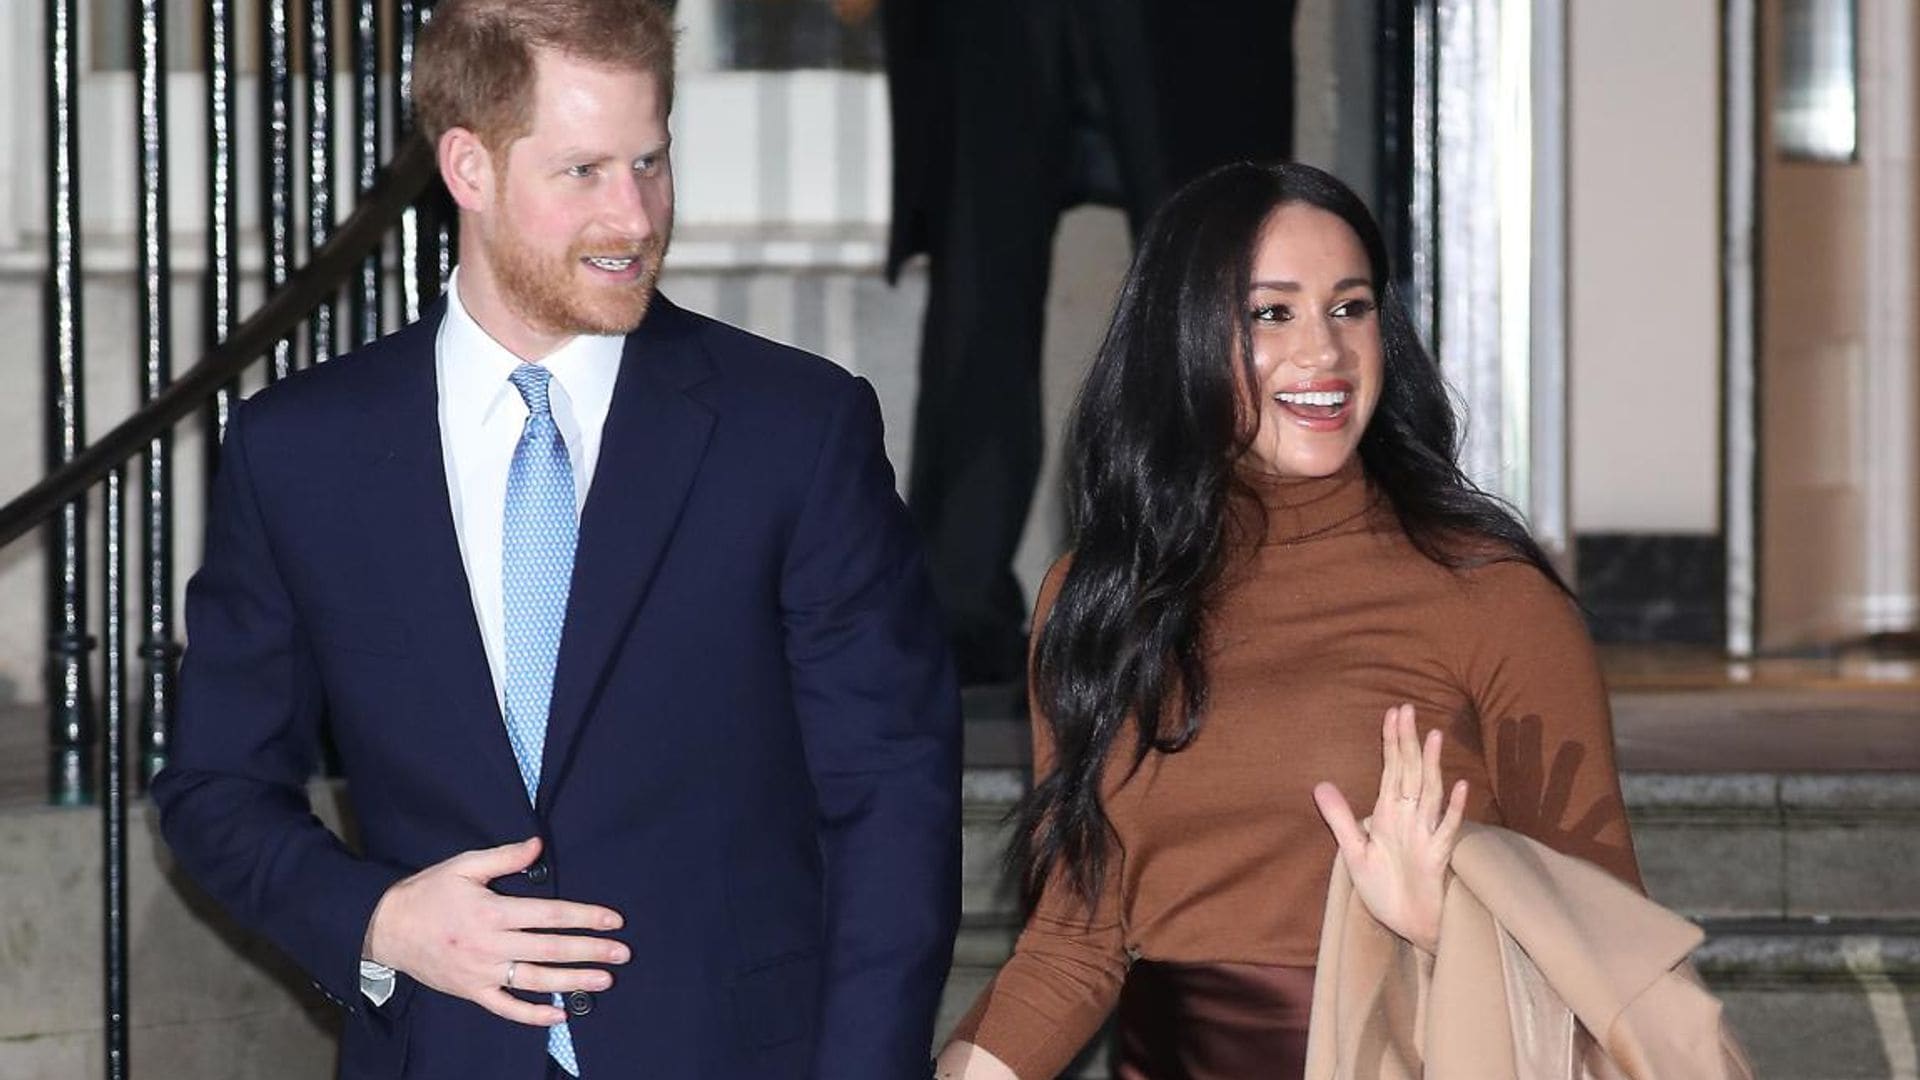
1274, 390, 1349, 407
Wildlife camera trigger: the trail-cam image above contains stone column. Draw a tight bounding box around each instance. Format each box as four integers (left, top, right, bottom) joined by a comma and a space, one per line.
1856, 0, 1919, 637
1428, 0, 1570, 561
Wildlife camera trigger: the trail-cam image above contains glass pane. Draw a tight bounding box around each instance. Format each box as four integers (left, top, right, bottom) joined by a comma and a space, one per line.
1776, 0, 1858, 162
88, 0, 209, 71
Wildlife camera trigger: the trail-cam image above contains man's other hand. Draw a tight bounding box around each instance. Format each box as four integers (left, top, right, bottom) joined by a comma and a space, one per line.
363, 837, 630, 1025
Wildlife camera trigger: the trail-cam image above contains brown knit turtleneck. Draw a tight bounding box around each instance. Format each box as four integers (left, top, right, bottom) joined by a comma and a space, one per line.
950, 461, 1640, 1078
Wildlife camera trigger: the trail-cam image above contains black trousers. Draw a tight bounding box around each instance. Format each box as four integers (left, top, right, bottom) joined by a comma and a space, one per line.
905, 0, 1162, 680
903, 0, 1295, 681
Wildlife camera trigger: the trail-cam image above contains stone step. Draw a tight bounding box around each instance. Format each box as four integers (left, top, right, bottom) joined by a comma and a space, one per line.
1629, 773, 1920, 921
959, 682, 1920, 773
1673, 920, 1920, 1080
962, 770, 1920, 923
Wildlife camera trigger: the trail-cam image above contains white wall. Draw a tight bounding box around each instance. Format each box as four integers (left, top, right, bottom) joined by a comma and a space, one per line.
1568, 0, 1722, 533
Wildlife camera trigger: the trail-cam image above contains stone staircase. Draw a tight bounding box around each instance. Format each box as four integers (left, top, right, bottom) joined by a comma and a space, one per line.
1, 687, 1916, 1077
1631, 770, 1920, 1079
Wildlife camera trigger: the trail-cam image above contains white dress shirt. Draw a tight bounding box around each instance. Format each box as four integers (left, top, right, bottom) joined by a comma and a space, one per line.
360, 271, 626, 1003
435, 271, 625, 713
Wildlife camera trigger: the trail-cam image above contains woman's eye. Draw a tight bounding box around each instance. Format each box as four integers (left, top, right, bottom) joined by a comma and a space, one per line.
1251, 304, 1291, 323
1333, 298, 1376, 319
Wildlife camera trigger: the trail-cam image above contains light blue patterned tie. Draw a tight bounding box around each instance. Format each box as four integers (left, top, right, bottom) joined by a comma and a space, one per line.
502, 363, 582, 1076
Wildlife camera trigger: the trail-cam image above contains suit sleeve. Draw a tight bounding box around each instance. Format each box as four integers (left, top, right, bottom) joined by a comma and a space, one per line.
945, 556, 1130, 1078
1460, 561, 1642, 889
779, 377, 963, 1078
150, 402, 408, 1017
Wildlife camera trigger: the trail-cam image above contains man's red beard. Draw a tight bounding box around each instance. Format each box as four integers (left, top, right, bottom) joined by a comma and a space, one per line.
486, 222, 671, 340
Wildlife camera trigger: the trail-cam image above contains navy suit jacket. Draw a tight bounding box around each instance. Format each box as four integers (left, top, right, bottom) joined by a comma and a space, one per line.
153, 296, 963, 1079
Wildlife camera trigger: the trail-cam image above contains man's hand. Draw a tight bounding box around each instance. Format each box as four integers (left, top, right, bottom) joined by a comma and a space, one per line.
1312, 704, 1468, 954
363, 837, 629, 1026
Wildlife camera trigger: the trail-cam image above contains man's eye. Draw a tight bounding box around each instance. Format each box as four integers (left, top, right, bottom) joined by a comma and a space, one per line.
635, 155, 660, 175
566, 164, 595, 178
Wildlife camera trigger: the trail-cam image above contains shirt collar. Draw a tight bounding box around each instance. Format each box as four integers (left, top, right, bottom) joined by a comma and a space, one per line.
440, 269, 626, 425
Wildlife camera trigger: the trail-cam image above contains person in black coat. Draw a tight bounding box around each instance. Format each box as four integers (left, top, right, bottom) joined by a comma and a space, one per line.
878, 0, 1299, 685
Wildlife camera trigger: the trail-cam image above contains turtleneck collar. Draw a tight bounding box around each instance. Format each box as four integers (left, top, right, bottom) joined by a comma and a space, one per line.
1236, 457, 1379, 546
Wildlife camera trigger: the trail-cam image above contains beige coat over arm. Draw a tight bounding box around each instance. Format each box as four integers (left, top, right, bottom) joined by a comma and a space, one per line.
1305, 823, 1753, 1080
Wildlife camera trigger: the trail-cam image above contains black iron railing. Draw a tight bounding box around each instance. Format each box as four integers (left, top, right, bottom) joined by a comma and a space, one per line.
45, 0, 90, 813
2, 2, 448, 1075
0, 136, 439, 545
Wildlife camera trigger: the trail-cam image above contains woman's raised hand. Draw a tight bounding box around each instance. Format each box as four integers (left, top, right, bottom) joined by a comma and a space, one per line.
1311, 704, 1468, 953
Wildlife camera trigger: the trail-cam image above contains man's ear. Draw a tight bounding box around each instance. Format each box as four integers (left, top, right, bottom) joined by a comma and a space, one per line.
438, 127, 493, 212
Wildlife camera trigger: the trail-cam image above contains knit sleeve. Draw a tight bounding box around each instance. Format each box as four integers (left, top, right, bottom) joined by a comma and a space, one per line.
1457, 559, 1643, 889
946, 556, 1130, 1077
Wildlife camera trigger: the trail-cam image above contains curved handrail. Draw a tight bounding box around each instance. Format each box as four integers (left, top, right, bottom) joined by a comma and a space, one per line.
0, 137, 439, 549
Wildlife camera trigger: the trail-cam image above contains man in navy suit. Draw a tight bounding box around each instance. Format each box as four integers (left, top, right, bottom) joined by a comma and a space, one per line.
151, 0, 962, 1076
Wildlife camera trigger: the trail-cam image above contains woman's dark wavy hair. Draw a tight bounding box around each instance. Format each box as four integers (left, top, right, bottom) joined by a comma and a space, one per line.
1010, 161, 1571, 913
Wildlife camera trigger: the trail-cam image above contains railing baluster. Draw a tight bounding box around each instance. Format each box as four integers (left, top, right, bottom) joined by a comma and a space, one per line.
419, 0, 454, 308
308, 0, 339, 363
136, 0, 179, 793
434, 205, 456, 301
205, 0, 240, 448
424, 205, 454, 306
395, 0, 424, 323
44, 0, 93, 807
101, 469, 130, 1080
352, 0, 383, 344
264, 0, 297, 380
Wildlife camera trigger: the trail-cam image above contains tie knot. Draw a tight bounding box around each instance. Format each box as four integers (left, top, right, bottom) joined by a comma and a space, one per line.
509, 363, 554, 417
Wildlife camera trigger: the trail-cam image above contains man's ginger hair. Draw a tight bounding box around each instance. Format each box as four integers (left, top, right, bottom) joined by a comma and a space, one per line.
412, 0, 676, 152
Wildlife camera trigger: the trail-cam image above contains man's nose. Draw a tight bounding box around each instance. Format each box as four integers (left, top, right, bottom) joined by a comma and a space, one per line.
601, 172, 656, 241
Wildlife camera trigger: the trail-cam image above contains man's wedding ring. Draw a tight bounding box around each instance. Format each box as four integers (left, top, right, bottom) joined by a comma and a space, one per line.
504, 960, 518, 989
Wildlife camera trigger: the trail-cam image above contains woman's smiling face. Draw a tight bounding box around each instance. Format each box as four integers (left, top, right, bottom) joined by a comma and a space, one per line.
1240, 202, 1384, 478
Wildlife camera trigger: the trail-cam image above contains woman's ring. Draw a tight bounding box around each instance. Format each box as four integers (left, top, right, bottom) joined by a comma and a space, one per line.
504, 960, 517, 989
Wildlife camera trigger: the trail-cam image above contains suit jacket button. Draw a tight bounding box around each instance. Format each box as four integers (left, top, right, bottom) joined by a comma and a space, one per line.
565, 990, 594, 1016
525, 861, 550, 885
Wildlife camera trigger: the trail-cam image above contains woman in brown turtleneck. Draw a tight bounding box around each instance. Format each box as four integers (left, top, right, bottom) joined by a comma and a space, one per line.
935, 163, 1639, 1080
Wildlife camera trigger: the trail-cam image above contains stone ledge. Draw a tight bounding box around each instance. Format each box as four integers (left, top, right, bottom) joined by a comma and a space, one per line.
1625, 772, 1920, 824
1695, 920, 1920, 985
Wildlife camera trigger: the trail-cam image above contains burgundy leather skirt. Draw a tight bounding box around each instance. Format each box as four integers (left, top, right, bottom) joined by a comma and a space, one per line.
1113, 961, 1316, 1080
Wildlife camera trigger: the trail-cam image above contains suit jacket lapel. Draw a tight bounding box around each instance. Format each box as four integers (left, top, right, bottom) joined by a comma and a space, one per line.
353, 306, 534, 810
538, 297, 717, 810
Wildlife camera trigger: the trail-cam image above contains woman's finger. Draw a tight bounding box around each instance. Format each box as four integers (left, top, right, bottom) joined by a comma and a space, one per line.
1433, 779, 1469, 857
1417, 726, 1446, 829
1377, 707, 1402, 809
1394, 705, 1422, 801
1313, 781, 1371, 861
